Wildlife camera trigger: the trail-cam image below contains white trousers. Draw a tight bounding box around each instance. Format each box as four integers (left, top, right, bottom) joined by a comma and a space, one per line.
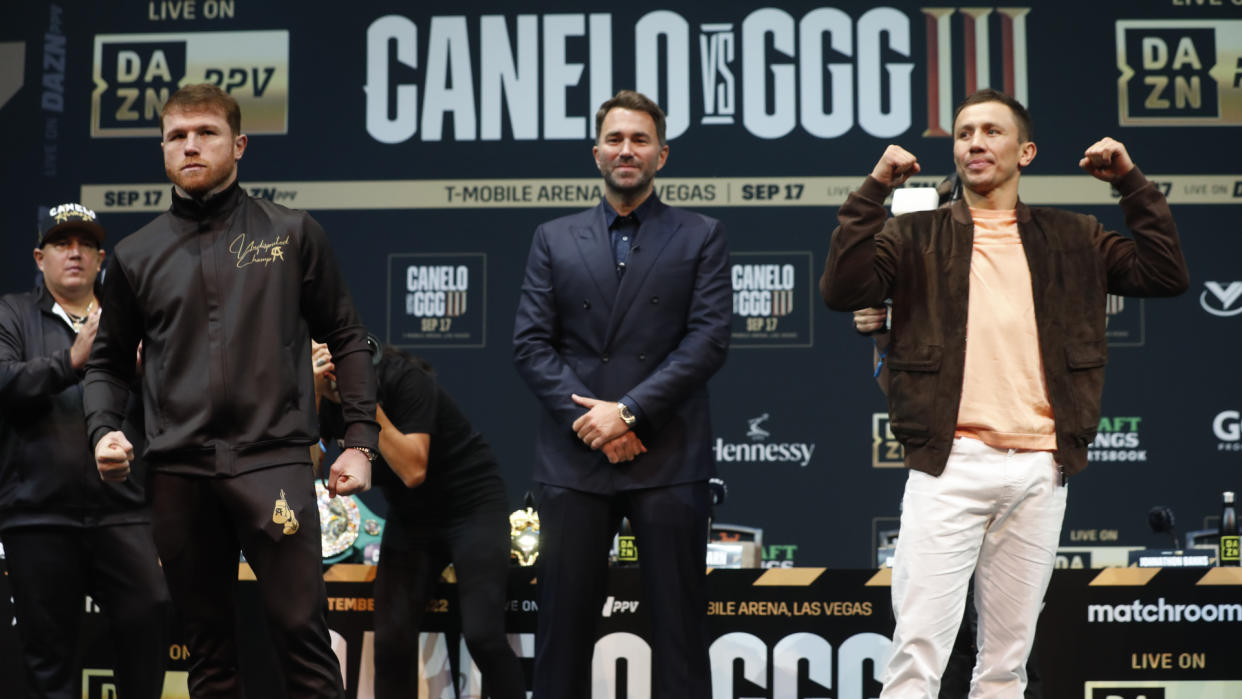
881, 436, 1067, 699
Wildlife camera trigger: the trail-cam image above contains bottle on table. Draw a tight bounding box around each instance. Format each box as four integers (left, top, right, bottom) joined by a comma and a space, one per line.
1220, 491, 1239, 567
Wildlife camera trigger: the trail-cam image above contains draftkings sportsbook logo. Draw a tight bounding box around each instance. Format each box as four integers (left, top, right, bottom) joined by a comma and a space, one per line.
91, 30, 289, 137
387, 253, 485, 348
1116, 20, 1242, 127
1089, 416, 1147, 463
714, 413, 816, 467
729, 252, 812, 348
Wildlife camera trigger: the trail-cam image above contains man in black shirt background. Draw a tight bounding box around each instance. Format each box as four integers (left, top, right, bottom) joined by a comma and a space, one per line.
314, 341, 524, 698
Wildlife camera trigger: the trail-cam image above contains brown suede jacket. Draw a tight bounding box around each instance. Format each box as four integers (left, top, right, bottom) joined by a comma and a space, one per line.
821, 168, 1189, 477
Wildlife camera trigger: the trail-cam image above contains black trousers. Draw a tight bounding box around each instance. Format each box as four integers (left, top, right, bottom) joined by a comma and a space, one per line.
150, 463, 343, 699
533, 482, 712, 699
1, 522, 171, 699
373, 507, 525, 699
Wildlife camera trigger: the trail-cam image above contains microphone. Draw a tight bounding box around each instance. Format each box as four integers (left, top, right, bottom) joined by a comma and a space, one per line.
365, 333, 383, 365
708, 477, 727, 507
1147, 506, 1180, 549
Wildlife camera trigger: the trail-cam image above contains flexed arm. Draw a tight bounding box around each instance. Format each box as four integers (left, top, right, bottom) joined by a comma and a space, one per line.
820, 146, 912, 311
1081, 138, 1189, 298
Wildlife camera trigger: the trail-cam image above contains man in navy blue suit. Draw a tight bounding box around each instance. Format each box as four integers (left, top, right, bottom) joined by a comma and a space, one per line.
513, 90, 731, 698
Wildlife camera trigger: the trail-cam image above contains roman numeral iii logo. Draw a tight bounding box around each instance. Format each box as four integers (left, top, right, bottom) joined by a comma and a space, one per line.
922, 8, 1030, 137
1201, 281, 1242, 317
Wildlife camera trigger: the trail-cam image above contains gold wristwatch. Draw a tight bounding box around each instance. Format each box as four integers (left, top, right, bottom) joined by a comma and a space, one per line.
349, 446, 378, 462
616, 402, 637, 427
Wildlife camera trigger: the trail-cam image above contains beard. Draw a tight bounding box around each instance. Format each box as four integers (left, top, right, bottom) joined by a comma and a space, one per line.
167, 159, 237, 198
601, 161, 657, 199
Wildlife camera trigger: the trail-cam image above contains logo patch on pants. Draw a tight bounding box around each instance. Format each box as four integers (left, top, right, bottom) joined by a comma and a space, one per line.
272, 489, 299, 535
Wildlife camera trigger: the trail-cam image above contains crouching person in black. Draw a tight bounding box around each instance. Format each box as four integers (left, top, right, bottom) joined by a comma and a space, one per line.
313, 341, 525, 699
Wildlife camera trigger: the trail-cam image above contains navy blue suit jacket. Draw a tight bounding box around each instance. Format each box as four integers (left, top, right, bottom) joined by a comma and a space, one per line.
513, 196, 732, 494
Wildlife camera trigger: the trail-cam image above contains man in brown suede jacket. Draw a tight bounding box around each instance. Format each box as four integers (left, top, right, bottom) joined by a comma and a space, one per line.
821, 89, 1188, 698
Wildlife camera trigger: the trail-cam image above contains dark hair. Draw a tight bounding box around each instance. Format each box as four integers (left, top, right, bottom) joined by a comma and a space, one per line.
160, 83, 242, 136
594, 90, 666, 146
953, 89, 1033, 142
373, 346, 435, 409
382, 346, 435, 377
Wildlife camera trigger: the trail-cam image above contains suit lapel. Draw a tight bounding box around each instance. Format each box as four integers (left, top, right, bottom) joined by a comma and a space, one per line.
572, 203, 619, 309
605, 199, 679, 345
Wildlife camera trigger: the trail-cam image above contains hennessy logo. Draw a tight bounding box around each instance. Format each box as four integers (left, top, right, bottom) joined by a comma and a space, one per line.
746, 413, 771, 441
230, 233, 291, 268
715, 412, 816, 467
272, 489, 299, 535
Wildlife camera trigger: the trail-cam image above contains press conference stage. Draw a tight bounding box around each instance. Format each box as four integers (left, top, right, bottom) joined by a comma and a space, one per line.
1, 564, 1239, 698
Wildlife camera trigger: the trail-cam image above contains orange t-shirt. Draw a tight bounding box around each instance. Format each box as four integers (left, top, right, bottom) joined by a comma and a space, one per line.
954, 208, 1057, 451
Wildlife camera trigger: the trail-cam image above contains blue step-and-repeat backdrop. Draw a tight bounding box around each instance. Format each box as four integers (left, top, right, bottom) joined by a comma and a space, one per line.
2, 0, 1240, 569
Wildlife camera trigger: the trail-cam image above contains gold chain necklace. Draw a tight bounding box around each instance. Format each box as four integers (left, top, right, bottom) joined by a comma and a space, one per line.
64, 301, 94, 332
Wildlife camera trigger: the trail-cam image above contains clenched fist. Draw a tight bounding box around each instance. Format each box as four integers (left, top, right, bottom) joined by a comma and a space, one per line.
1079, 137, 1135, 183
871, 145, 921, 188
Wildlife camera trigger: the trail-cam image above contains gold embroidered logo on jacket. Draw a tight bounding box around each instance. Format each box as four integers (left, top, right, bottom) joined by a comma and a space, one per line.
230, 232, 290, 268
272, 489, 299, 535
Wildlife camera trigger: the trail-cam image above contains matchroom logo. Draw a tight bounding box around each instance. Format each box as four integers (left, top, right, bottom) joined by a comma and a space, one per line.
1116, 20, 1242, 126
91, 31, 289, 137
1087, 598, 1242, 623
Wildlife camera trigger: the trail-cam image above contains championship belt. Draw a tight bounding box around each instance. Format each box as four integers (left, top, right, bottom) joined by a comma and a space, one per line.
315, 481, 385, 565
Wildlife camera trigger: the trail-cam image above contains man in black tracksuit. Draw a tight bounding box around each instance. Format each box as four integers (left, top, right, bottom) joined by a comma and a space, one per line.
83, 84, 378, 698
0, 204, 170, 698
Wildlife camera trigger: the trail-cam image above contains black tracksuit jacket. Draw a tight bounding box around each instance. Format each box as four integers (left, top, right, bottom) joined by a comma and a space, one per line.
0, 283, 149, 529
84, 181, 378, 476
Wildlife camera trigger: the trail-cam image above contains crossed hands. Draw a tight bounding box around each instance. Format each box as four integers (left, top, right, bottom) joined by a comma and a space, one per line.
570, 394, 647, 464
